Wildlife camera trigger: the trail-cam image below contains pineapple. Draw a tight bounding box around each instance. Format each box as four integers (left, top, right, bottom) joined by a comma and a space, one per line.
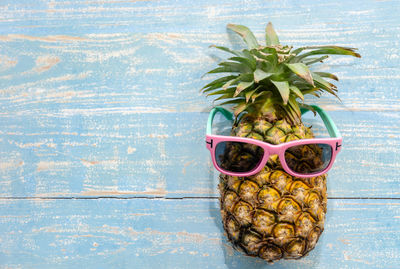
201, 23, 360, 262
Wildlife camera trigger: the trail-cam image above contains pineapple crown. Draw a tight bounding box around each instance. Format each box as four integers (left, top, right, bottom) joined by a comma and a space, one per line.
201, 22, 361, 124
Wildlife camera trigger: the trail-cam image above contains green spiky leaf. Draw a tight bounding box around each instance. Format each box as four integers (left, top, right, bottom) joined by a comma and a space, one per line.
299, 103, 317, 116
227, 24, 259, 49
209, 45, 243, 57
201, 75, 237, 91
303, 88, 322, 98
222, 73, 253, 90
289, 85, 304, 101
221, 78, 238, 90
219, 61, 252, 73
303, 55, 329, 65
201, 23, 361, 118
314, 71, 339, 81
217, 98, 244, 106
234, 81, 254, 97
206, 87, 235, 96
254, 69, 272, 83
233, 103, 249, 116
245, 87, 258, 103
295, 46, 361, 61
206, 66, 239, 74
251, 48, 278, 68
292, 45, 360, 56
271, 80, 290, 104
242, 50, 257, 65
285, 63, 314, 86
238, 73, 254, 81
265, 22, 279, 46
229, 56, 256, 70
288, 95, 302, 121
312, 72, 336, 91
214, 93, 235, 102
311, 72, 341, 100
252, 91, 271, 103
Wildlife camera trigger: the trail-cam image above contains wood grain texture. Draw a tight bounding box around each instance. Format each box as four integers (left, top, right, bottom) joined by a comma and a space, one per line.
0, 30, 398, 112
0, 111, 399, 198
0, 1, 399, 112
1, 198, 400, 269
1, 0, 400, 267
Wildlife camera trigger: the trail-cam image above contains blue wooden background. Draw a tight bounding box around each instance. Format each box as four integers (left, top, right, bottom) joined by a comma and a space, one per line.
1, 0, 399, 268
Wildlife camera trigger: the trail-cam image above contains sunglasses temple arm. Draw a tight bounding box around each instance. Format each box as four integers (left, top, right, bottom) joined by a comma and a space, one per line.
206, 107, 234, 135
301, 105, 341, 138
208, 105, 340, 137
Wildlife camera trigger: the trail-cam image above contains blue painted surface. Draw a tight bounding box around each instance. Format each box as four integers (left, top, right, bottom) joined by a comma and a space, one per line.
0, 111, 399, 198
0, 0, 400, 267
0, 199, 400, 268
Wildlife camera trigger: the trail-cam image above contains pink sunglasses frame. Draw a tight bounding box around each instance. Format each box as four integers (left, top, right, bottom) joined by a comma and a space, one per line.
206, 105, 342, 178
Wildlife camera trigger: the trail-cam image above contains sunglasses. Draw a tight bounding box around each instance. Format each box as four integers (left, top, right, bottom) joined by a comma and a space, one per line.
206, 105, 342, 178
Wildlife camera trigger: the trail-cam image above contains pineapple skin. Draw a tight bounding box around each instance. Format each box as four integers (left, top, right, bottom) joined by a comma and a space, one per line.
219, 115, 327, 262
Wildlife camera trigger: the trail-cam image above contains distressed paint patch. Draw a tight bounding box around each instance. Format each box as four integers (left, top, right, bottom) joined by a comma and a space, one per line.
0, 55, 17, 71
33, 55, 60, 73
0, 34, 89, 43
36, 161, 71, 172
0, 160, 24, 171
79, 188, 167, 197
127, 146, 136, 154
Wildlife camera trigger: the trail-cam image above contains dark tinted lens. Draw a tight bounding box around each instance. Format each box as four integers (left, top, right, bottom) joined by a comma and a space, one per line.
215, 141, 264, 173
285, 143, 332, 175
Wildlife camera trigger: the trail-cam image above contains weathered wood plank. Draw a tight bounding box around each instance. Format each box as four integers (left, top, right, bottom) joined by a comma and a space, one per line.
0, 0, 399, 38
0, 111, 398, 198
0, 31, 398, 112
0, 198, 399, 268
0, 0, 399, 112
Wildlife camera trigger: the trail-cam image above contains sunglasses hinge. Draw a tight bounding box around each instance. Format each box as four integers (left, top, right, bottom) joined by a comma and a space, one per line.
206, 139, 213, 148
335, 142, 341, 151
